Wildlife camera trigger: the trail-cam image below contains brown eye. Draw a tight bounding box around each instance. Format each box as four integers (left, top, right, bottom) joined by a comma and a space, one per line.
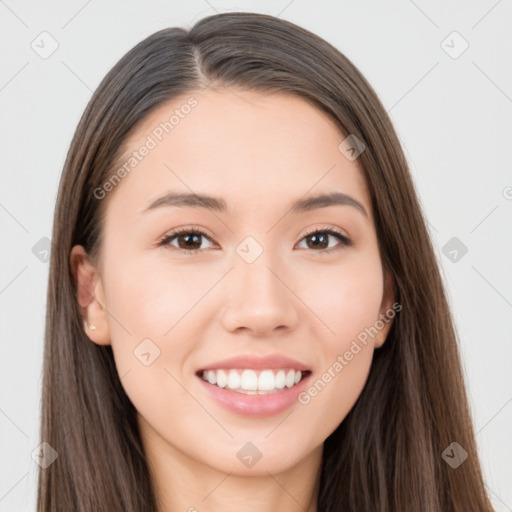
158, 228, 215, 254
297, 228, 352, 253
175, 232, 203, 250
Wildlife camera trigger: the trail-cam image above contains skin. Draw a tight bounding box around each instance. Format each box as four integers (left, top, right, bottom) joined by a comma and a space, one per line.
71, 87, 395, 512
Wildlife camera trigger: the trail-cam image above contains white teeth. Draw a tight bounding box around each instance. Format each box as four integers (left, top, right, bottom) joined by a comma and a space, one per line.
227, 370, 240, 389
275, 370, 286, 389
258, 370, 275, 391
216, 369, 227, 388
200, 368, 306, 393
240, 369, 258, 390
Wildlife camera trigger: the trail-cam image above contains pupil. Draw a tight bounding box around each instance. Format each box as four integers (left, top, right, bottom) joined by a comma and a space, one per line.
309, 233, 328, 249
180, 234, 200, 249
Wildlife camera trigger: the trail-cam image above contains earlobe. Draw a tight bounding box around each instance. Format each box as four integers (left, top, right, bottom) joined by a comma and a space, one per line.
70, 245, 111, 346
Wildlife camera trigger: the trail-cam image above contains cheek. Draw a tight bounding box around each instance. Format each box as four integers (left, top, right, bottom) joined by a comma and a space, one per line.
100, 249, 226, 406
103, 251, 210, 338
292, 254, 383, 434
100, 254, 205, 437
299, 252, 384, 347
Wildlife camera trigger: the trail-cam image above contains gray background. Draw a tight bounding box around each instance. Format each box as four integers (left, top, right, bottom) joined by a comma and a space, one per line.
1, 0, 511, 510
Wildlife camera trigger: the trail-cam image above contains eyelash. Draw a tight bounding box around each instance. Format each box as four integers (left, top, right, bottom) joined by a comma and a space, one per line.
157, 225, 352, 256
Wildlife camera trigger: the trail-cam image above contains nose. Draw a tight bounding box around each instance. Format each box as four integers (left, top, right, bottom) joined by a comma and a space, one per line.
220, 254, 300, 337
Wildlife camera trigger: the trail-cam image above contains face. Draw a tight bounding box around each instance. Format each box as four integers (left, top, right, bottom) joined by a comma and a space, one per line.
71, 87, 395, 477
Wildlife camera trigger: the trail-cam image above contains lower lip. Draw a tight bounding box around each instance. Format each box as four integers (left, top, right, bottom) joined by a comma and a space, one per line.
197, 373, 312, 418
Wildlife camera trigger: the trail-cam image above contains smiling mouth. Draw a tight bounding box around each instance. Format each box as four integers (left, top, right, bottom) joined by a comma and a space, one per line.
196, 368, 312, 394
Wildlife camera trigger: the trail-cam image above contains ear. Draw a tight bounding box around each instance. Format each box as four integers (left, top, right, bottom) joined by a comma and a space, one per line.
374, 269, 397, 349
70, 245, 111, 346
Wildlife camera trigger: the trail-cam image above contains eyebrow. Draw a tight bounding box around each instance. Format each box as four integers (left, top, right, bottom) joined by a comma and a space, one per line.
141, 191, 368, 218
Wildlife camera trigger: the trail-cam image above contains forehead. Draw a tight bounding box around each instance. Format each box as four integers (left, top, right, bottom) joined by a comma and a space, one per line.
105, 87, 371, 222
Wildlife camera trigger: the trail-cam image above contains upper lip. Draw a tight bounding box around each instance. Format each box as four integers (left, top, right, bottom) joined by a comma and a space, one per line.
198, 354, 311, 372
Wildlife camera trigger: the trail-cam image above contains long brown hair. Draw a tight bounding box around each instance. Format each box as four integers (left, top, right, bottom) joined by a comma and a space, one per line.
38, 11, 494, 511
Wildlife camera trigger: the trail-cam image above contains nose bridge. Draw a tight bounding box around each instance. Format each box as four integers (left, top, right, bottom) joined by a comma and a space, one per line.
239, 251, 282, 300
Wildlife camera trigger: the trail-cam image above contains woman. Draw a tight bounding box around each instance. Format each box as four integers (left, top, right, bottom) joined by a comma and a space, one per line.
37, 11, 495, 512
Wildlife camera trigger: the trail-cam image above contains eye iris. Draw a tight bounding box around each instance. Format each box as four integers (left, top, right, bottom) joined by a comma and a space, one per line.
178, 233, 201, 250
307, 232, 329, 249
